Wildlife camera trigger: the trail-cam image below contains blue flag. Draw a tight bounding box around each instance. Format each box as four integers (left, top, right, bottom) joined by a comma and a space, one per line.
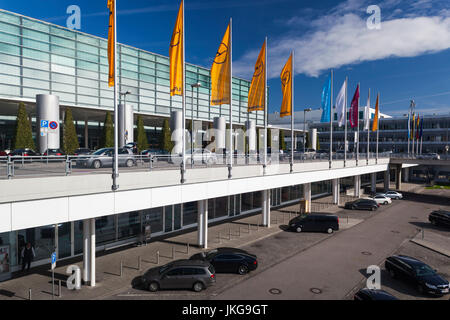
320, 74, 331, 123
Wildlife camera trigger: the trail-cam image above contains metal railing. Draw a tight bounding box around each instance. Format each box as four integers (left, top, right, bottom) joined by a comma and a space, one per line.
0, 151, 392, 180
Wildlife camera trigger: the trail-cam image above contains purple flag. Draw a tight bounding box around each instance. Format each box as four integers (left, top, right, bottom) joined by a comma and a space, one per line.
349, 84, 359, 128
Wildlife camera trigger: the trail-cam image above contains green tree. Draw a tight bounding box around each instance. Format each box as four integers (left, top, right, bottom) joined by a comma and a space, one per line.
316, 136, 321, 150
13, 102, 35, 150
280, 130, 286, 151
136, 115, 149, 153
160, 118, 174, 152
62, 108, 79, 154
267, 128, 272, 148
101, 111, 114, 148
306, 131, 312, 149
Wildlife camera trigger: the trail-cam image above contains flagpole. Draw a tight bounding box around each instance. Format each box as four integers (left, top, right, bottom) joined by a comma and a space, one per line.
357, 83, 360, 166
344, 77, 348, 167
290, 50, 294, 173
420, 116, 423, 154
180, 0, 186, 183
112, 0, 119, 191
376, 93, 379, 164
407, 107, 410, 157
367, 88, 370, 165
228, 17, 233, 178
329, 70, 333, 169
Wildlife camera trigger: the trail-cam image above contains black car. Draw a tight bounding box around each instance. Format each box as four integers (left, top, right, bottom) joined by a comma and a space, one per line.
141, 259, 216, 292
354, 288, 398, 300
141, 149, 170, 162
74, 148, 92, 156
428, 210, 450, 228
385, 255, 450, 296
345, 198, 379, 211
10, 148, 38, 156
189, 247, 258, 275
42, 148, 65, 156
288, 214, 339, 234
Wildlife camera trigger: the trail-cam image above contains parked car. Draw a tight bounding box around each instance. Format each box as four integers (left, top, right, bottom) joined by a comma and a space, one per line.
428, 210, 450, 228
75, 148, 136, 169
384, 191, 403, 200
141, 149, 169, 163
10, 148, 38, 156
288, 214, 339, 234
345, 198, 379, 211
189, 247, 258, 275
185, 148, 217, 165
141, 259, 216, 292
421, 153, 440, 160
385, 255, 450, 296
368, 194, 392, 205
354, 288, 398, 300
73, 148, 92, 156
0, 150, 10, 156
42, 148, 65, 156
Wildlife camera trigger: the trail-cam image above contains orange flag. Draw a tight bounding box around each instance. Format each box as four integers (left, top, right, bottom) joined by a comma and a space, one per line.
211, 23, 231, 105
107, 0, 115, 87
248, 40, 266, 112
372, 93, 380, 132
280, 54, 293, 117
169, 1, 184, 96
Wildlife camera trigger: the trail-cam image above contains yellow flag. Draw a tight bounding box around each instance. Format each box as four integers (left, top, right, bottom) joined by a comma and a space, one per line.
248, 40, 266, 112
211, 23, 231, 105
280, 54, 293, 117
107, 0, 115, 87
372, 93, 380, 132
170, 1, 184, 96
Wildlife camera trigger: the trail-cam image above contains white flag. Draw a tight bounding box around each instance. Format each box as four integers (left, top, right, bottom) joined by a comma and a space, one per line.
336, 80, 346, 127
364, 95, 370, 131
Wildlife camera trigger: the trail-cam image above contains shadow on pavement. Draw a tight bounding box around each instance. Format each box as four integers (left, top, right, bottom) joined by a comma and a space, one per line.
409, 221, 450, 234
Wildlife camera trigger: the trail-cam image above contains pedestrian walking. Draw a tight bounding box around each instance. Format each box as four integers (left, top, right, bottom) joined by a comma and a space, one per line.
21, 242, 35, 272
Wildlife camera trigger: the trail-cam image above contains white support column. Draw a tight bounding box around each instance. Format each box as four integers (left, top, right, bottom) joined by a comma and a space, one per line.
332, 179, 340, 205
384, 170, 391, 192
404, 167, 409, 183
395, 165, 402, 190
354, 175, 361, 198
304, 183, 311, 213
89, 218, 96, 287
262, 190, 270, 227
371, 173, 377, 193
197, 199, 208, 249
82, 219, 90, 284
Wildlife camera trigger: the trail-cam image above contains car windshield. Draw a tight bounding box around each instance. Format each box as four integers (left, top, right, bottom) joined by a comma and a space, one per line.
92, 148, 110, 155
414, 264, 436, 276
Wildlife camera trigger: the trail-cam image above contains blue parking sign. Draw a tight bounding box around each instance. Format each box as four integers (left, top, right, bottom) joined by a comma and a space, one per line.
41, 120, 49, 128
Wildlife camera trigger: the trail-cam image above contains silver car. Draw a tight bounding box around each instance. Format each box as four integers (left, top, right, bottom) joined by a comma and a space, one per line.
75, 148, 136, 169
185, 148, 218, 165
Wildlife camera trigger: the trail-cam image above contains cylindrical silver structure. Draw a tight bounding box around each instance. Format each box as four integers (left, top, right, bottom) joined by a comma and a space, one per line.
309, 128, 317, 151
118, 104, 134, 147
36, 94, 60, 154
170, 111, 183, 154
214, 117, 226, 150
245, 120, 256, 152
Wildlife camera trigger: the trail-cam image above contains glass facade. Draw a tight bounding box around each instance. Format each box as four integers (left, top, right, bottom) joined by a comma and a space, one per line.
0, 10, 264, 126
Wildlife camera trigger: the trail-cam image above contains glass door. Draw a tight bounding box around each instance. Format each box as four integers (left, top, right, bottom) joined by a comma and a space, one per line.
174, 204, 182, 230
164, 206, 173, 233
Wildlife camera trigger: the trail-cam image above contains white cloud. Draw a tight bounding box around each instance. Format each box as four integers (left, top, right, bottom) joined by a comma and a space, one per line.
234, 1, 450, 78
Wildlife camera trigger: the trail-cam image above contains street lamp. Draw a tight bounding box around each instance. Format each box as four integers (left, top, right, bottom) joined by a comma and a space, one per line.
303, 108, 312, 153
190, 83, 201, 166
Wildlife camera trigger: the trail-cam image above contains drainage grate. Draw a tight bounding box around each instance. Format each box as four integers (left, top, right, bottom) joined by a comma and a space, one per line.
269, 288, 282, 295
310, 288, 322, 294
361, 251, 372, 256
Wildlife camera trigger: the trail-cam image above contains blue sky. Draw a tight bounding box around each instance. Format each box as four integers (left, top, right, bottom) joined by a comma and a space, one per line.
1, 0, 449, 116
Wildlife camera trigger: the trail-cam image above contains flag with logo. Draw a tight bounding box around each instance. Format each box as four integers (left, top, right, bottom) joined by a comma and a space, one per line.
211, 23, 231, 105
320, 74, 331, 123
336, 81, 346, 127
349, 84, 359, 128
169, 1, 184, 96
107, 0, 115, 87
372, 94, 380, 132
248, 40, 266, 112
416, 114, 420, 140
280, 54, 293, 117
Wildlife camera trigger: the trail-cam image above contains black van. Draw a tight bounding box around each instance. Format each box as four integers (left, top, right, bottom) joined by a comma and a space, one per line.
288, 214, 339, 234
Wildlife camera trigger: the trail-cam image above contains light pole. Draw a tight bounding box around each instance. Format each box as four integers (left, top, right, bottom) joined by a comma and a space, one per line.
303, 108, 312, 153
120, 91, 131, 146
190, 83, 201, 166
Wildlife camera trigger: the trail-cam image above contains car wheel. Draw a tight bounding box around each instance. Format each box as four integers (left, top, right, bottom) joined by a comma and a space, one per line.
148, 281, 159, 292
126, 159, 134, 167
93, 160, 101, 169
296, 226, 302, 233
326, 227, 333, 234
384, 201, 388, 205
193, 281, 204, 292
371, 207, 376, 211
238, 265, 249, 275
430, 219, 437, 226
389, 268, 396, 278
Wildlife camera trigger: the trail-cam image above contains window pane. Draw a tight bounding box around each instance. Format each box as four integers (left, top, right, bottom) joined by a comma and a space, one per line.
95, 216, 116, 245
118, 211, 141, 241
183, 202, 197, 226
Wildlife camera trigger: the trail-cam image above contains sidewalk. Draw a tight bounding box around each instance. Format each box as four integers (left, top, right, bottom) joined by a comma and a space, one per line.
410, 230, 450, 258
0, 199, 364, 300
